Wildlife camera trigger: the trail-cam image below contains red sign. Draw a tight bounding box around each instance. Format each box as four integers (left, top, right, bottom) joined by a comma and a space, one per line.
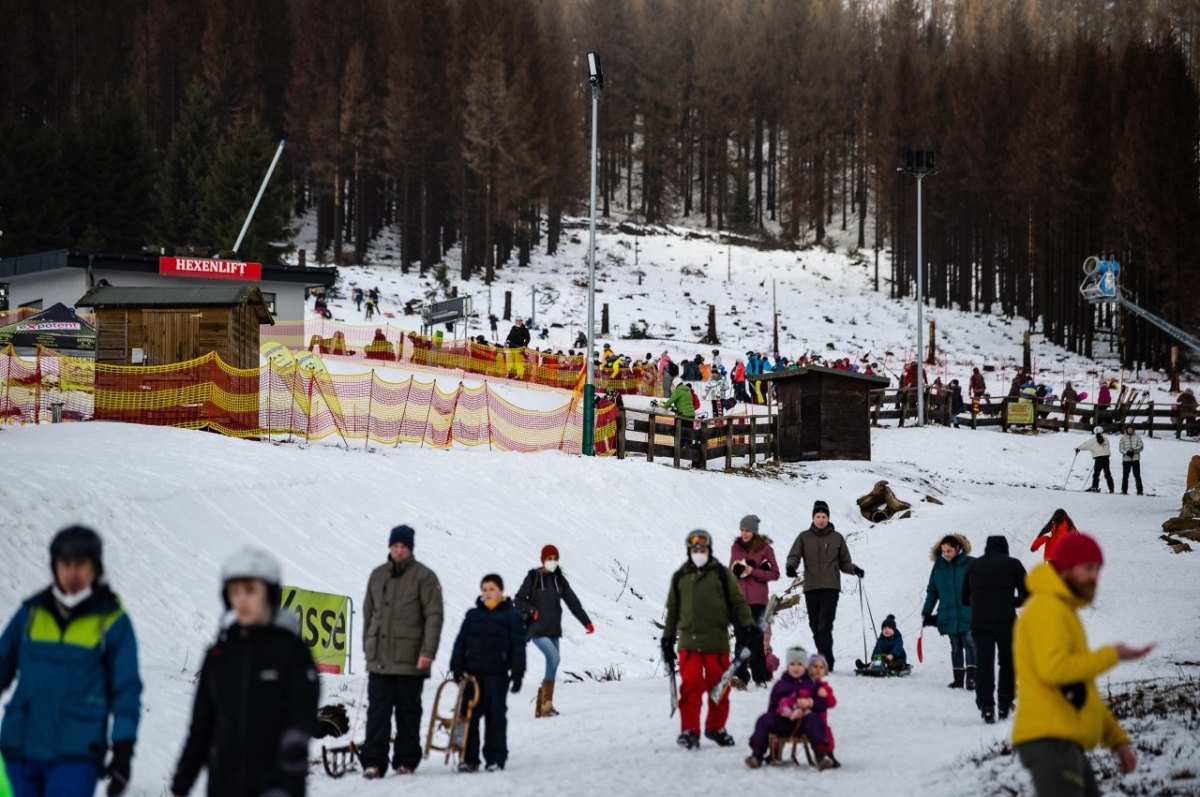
159, 256, 262, 281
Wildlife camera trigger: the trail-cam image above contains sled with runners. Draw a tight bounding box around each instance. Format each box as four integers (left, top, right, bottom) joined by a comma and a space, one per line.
424, 675, 481, 767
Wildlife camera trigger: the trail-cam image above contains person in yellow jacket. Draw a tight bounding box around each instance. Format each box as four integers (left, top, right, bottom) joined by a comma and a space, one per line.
1012, 533, 1153, 796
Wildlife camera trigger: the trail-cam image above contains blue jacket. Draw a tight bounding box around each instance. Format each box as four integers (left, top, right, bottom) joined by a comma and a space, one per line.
450, 598, 526, 679
0, 586, 142, 766
922, 541, 975, 636
747, 355, 760, 376
871, 630, 907, 664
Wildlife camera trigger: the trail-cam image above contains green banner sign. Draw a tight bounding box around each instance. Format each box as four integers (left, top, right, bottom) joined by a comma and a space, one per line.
1006, 400, 1035, 426
281, 585, 351, 674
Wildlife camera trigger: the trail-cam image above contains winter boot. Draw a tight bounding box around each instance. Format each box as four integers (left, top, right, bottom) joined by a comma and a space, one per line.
677, 731, 700, 749
965, 666, 977, 691
362, 767, 385, 780
744, 754, 764, 769
534, 683, 544, 718
457, 762, 480, 773
539, 680, 559, 717
705, 728, 736, 747
998, 703, 1012, 721
981, 708, 995, 725
948, 668, 966, 689
816, 753, 836, 770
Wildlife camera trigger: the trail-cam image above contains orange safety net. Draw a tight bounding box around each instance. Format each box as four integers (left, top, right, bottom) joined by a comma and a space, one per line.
266, 320, 658, 397
0, 345, 618, 454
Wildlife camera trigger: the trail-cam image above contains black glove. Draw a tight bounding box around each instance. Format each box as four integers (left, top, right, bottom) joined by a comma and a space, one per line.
510, 676, 522, 694
758, 559, 771, 571
922, 614, 937, 627
786, 565, 798, 579
748, 639, 770, 686
661, 636, 677, 671
735, 624, 758, 651
731, 562, 747, 578
852, 566, 865, 578
105, 740, 134, 797
452, 670, 464, 683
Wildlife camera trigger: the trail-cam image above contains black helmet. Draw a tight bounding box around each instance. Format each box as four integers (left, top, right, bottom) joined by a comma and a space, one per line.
50, 525, 104, 578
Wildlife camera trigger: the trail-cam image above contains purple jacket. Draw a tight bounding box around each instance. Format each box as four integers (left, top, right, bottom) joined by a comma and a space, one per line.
729, 536, 780, 606
765, 672, 828, 716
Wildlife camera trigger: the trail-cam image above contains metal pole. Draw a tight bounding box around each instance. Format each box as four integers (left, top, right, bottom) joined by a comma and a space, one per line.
233, 139, 286, 254
582, 89, 599, 455
916, 174, 925, 426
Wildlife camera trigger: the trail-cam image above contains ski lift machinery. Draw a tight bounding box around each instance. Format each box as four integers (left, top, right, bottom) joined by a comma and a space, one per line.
1079, 256, 1200, 355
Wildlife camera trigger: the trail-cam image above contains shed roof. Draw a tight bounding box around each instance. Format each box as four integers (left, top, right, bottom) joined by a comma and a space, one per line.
76, 285, 274, 324
750, 365, 890, 387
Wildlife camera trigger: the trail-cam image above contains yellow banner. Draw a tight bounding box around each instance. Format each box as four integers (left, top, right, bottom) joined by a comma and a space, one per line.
281, 585, 351, 674
1006, 401, 1035, 426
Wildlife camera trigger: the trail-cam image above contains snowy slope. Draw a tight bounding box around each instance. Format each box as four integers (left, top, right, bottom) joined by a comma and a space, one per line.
1, 421, 1197, 795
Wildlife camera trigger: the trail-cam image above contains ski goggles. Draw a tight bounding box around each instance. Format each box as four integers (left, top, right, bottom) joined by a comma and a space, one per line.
686, 533, 712, 549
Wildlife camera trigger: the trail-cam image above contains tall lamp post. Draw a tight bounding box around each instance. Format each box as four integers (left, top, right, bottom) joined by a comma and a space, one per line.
898, 149, 935, 426
582, 52, 603, 455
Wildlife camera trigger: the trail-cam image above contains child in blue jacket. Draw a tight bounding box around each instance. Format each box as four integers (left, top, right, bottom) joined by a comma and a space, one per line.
856, 614, 908, 673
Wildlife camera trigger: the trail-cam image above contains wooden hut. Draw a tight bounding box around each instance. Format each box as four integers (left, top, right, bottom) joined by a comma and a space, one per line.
75, 285, 273, 431
751, 367, 889, 461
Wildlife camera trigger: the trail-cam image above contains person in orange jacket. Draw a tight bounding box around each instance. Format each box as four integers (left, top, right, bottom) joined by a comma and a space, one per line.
1030, 509, 1078, 563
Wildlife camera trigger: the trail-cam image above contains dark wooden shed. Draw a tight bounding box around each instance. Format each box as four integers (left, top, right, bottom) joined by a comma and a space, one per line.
76, 284, 273, 368
752, 367, 889, 461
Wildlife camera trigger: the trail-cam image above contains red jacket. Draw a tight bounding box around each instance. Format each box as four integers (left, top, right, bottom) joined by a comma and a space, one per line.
732, 363, 746, 383
1030, 521, 1077, 562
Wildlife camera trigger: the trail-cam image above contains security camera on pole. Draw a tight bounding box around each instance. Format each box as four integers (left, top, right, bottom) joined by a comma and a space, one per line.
582, 52, 603, 456
898, 149, 936, 426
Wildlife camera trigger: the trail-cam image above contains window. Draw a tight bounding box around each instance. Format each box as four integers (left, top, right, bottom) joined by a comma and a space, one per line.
261, 292, 277, 315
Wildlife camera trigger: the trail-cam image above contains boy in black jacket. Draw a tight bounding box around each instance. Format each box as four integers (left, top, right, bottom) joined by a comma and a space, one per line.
962, 535, 1028, 724
450, 574, 526, 772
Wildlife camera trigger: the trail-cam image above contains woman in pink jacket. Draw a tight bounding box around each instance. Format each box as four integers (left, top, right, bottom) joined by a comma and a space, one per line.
729, 515, 781, 683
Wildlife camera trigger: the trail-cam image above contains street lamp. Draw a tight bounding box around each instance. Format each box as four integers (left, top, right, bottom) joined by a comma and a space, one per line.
898, 149, 935, 426
582, 52, 603, 455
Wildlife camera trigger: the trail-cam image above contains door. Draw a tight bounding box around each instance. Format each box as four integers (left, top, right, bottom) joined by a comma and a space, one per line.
143, 310, 200, 365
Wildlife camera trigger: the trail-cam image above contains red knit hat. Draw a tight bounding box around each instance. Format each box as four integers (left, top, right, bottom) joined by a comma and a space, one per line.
1052, 533, 1104, 573
540, 544, 560, 562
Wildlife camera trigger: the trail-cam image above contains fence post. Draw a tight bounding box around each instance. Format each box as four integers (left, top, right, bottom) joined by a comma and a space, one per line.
725, 417, 733, 470
483, 382, 494, 451
696, 419, 708, 470
646, 411, 656, 463
1001, 398, 1009, 433
364, 373, 374, 449
1147, 402, 1154, 438
617, 406, 626, 459
673, 416, 682, 468
749, 415, 757, 465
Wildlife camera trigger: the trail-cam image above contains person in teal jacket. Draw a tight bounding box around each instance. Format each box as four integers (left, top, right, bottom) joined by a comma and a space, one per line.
0, 527, 142, 797
662, 377, 696, 418
921, 534, 976, 690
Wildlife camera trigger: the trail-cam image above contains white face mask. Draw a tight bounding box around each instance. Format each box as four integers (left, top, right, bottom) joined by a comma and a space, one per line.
52, 584, 93, 609
690, 551, 710, 568
543, 559, 559, 573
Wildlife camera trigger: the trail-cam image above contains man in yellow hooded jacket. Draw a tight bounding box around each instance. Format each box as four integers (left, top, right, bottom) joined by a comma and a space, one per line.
1012, 533, 1153, 796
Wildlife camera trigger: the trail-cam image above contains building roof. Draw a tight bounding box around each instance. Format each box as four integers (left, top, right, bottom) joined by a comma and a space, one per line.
750, 365, 890, 386
76, 285, 274, 324
0, 249, 337, 287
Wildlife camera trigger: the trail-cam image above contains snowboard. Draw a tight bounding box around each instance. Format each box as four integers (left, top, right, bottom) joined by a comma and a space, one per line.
709, 593, 780, 704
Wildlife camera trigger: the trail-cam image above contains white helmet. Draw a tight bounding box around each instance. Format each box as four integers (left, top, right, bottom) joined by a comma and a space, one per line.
1093, 425, 1104, 435
221, 546, 282, 586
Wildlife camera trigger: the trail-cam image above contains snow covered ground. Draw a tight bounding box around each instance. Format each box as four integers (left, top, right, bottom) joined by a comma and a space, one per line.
1, 421, 1196, 796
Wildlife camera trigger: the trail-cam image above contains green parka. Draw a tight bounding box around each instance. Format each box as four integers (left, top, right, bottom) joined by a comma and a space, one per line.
663, 559, 753, 652
921, 535, 975, 636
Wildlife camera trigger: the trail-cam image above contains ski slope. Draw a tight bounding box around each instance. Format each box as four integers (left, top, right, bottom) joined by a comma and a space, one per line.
0, 421, 1196, 796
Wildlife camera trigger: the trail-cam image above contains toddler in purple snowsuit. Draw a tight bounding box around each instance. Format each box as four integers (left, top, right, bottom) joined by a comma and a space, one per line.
745, 648, 831, 768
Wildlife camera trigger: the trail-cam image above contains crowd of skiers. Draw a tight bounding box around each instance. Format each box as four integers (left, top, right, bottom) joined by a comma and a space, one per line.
0, 503, 1155, 795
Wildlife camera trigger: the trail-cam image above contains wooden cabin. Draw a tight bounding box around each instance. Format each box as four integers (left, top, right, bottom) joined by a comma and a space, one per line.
75, 285, 273, 431
751, 367, 889, 461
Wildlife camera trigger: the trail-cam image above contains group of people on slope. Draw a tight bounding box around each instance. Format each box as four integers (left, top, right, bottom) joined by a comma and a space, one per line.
1074, 423, 1146, 494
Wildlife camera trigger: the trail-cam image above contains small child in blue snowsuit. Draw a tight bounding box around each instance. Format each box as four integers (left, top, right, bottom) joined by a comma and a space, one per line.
857, 613, 908, 672
745, 648, 835, 769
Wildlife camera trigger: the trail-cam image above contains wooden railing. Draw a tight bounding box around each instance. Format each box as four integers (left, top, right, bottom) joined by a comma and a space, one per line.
615, 407, 779, 469
869, 388, 1199, 437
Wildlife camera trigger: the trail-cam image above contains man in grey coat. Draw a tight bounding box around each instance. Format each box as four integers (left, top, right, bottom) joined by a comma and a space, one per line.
784, 500, 863, 672
361, 525, 444, 778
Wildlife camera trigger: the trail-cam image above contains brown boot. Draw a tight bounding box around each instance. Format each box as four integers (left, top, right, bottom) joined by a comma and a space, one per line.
540, 680, 559, 717
534, 683, 545, 718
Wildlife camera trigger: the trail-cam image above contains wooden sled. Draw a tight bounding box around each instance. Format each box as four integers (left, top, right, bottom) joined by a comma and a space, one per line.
855, 663, 913, 678
768, 733, 815, 767
424, 675, 481, 767
321, 741, 360, 779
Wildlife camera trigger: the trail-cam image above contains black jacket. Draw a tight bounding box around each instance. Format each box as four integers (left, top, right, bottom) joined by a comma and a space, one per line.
505, 324, 531, 349
962, 536, 1029, 628
514, 569, 591, 639
450, 598, 526, 680
171, 618, 319, 797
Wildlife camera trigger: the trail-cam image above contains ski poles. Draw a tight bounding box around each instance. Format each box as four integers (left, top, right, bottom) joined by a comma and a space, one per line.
1062, 451, 1080, 490
857, 575, 877, 663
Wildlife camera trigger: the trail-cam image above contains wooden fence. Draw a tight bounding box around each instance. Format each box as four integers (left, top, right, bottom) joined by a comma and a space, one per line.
615, 407, 779, 469
870, 388, 1199, 437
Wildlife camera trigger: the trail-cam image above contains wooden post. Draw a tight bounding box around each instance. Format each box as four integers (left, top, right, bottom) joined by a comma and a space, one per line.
725, 417, 734, 469
298, 248, 307, 268
1170, 346, 1181, 392
503, 291, 512, 321
749, 415, 757, 465
1147, 402, 1154, 438
704, 304, 718, 344
926, 319, 936, 365
697, 419, 708, 470
617, 406, 626, 458
646, 411, 656, 462
601, 303, 610, 336
1001, 398, 1009, 433
673, 416, 683, 468
1022, 330, 1032, 374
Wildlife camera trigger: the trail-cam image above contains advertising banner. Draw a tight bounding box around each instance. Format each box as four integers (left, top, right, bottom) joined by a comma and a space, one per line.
159, 256, 262, 282
281, 585, 351, 674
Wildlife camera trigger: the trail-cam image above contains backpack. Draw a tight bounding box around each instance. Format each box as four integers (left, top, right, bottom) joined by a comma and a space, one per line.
667, 361, 680, 378
691, 389, 701, 411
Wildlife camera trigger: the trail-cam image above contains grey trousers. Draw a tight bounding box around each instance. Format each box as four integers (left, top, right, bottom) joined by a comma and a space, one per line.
1016, 739, 1099, 797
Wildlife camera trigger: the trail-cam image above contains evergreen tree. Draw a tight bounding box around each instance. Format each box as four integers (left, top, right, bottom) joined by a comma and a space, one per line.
154, 83, 219, 251
0, 121, 69, 256
198, 120, 293, 262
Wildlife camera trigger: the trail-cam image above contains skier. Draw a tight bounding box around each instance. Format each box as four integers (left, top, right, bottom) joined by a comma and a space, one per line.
1030, 509, 1079, 563
1076, 426, 1114, 493
728, 515, 781, 685
354, 287, 364, 312
505, 319, 530, 380
449, 574, 525, 772
855, 614, 907, 673
962, 536, 1028, 724
514, 545, 594, 718
361, 525, 444, 779
661, 377, 696, 418
661, 530, 765, 750
1013, 534, 1152, 796
0, 526, 142, 797
744, 649, 835, 770
921, 534, 977, 689
703, 368, 726, 418
784, 501, 864, 673
365, 296, 377, 320
1118, 424, 1144, 495
170, 548, 319, 797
